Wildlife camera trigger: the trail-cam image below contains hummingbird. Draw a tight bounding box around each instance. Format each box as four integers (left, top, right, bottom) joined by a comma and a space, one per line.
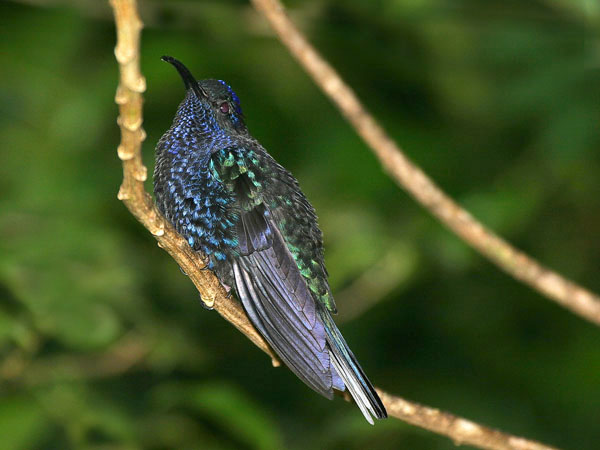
154, 56, 387, 424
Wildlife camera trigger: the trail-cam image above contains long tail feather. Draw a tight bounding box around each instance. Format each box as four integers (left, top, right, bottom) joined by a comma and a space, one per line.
320, 309, 387, 424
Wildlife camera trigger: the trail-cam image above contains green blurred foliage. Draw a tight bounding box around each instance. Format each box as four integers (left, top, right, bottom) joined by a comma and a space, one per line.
1, 0, 599, 448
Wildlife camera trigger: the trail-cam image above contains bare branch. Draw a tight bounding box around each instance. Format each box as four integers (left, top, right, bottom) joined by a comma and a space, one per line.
109, 1, 560, 448
249, 0, 600, 327
378, 390, 558, 450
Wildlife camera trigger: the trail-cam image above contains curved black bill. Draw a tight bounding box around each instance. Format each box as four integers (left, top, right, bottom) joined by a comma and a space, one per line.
161, 55, 208, 99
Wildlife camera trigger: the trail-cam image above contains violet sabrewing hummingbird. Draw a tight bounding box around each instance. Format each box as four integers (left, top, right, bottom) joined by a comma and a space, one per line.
153, 56, 387, 423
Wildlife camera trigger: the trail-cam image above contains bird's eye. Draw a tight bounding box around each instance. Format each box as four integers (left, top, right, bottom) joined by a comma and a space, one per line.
219, 102, 230, 114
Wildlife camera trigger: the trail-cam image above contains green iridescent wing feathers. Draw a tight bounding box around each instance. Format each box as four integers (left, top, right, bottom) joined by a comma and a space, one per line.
210, 147, 336, 313
210, 146, 341, 397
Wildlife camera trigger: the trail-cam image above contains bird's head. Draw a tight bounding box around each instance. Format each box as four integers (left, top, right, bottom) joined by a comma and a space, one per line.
162, 55, 248, 137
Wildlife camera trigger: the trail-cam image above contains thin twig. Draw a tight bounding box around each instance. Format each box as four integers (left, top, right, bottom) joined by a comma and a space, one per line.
249, 0, 600, 327
109, 1, 560, 448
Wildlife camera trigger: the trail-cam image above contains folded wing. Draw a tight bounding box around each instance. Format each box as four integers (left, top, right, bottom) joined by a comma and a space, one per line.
233, 203, 342, 397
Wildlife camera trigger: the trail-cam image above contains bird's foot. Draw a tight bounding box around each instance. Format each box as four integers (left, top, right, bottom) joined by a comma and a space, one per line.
222, 283, 232, 299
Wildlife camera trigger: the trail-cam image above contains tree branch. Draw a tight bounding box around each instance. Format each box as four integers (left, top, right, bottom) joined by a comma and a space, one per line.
109, 0, 559, 448
249, 0, 600, 328
378, 390, 557, 450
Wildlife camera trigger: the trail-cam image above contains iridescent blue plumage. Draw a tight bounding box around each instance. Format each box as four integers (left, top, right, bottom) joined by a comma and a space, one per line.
154, 56, 386, 423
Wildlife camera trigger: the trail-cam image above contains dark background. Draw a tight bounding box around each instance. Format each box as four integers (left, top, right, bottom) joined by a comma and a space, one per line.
1, 0, 599, 449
